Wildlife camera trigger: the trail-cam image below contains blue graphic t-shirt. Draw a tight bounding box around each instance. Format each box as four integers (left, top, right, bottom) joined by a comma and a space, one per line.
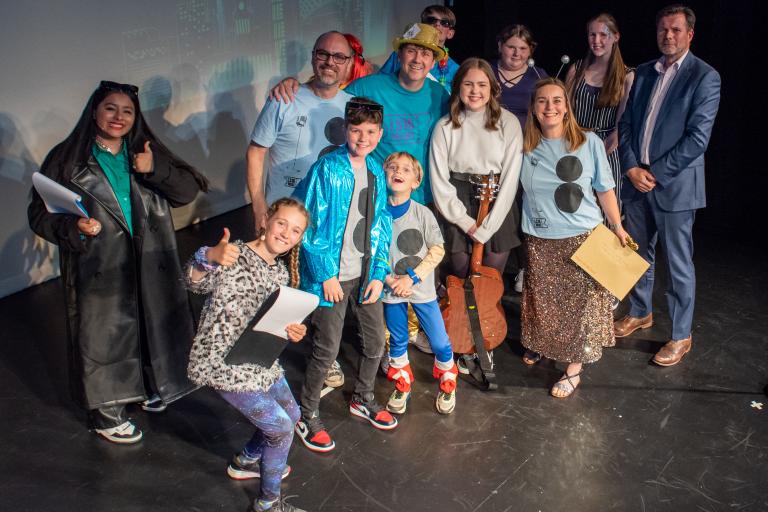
521, 132, 615, 239
345, 73, 449, 204
250, 85, 351, 204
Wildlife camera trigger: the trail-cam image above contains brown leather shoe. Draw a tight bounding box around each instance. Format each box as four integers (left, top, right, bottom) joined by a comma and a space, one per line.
652, 336, 692, 366
613, 314, 653, 338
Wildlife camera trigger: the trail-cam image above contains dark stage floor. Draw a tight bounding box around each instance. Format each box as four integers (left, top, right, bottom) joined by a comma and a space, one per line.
1, 206, 766, 512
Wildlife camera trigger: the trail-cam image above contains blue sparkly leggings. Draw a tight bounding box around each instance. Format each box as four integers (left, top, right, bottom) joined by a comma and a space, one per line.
218, 377, 300, 502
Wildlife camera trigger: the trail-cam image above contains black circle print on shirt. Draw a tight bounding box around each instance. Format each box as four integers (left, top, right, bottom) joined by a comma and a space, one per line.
352, 187, 369, 253
318, 117, 346, 158
554, 155, 584, 213
394, 229, 424, 275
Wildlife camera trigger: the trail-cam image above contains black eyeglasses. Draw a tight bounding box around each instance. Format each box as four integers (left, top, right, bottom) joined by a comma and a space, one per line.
313, 49, 352, 65
99, 81, 139, 95
345, 99, 384, 118
423, 16, 453, 28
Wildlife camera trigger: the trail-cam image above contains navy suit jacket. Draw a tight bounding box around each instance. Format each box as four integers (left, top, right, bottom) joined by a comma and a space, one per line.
619, 52, 721, 211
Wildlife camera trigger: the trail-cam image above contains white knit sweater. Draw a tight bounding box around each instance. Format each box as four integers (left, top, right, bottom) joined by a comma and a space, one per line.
429, 108, 523, 243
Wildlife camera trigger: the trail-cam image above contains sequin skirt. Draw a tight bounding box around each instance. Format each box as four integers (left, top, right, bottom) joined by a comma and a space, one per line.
521, 233, 615, 363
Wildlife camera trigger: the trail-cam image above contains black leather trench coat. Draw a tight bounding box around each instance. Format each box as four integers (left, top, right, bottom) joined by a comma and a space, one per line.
28, 149, 203, 410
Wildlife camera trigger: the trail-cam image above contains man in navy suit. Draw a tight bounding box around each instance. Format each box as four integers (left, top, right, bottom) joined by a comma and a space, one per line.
614, 4, 721, 366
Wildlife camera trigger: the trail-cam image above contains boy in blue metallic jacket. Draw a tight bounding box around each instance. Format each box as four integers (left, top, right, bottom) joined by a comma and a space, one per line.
293, 97, 396, 453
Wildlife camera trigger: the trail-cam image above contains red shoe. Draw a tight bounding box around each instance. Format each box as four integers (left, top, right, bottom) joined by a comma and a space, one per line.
349, 399, 398, 430
294, 417, 335, 452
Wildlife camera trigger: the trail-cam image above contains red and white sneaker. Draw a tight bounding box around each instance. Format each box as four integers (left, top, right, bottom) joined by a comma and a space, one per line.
349, 399, 398, 430
294, 417, 335, 453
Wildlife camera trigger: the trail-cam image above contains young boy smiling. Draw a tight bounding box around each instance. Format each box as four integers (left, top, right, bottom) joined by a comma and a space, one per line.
382, 152, 458, 415
293, 97, 396, 453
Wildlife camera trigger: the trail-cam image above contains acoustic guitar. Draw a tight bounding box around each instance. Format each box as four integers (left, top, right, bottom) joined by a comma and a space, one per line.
441, 171, 507, 390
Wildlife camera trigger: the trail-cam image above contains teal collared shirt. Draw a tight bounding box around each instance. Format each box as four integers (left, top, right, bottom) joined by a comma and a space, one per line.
92, 141, 132, 234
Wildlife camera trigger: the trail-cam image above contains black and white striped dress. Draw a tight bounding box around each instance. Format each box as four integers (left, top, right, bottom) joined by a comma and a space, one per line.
571, 63, 622, 210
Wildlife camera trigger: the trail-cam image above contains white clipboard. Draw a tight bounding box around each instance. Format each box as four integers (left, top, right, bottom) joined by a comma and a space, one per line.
32, 172, 89, 218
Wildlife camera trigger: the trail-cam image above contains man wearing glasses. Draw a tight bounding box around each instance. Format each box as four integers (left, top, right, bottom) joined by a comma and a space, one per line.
246, 32, 355, 392
380, 5, 459, 91
246, 31, 353, 232
271, 24, 449, 205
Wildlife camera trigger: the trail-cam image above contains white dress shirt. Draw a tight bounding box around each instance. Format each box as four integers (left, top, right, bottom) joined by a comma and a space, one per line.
640, 51, 689, 165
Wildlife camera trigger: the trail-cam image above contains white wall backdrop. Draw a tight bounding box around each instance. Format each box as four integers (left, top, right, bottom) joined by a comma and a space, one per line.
0, 0, 430, 297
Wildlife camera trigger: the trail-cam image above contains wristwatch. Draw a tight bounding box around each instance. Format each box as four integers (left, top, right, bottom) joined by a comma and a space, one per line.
406, 267, 421, 284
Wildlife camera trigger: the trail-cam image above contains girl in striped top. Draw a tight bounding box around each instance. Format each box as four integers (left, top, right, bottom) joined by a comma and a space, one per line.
566, 13, 634, 211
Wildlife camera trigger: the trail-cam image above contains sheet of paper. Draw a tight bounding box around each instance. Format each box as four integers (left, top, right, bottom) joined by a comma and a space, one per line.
570, 224, 650, 300
32, 172, 89, 217
252, 285, 319, 338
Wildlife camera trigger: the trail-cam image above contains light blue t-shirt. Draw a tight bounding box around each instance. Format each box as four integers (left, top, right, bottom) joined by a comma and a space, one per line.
250, 85, 351, 204
379, 50, 460, 92
521, 132, 615, 239
345, 73, 449, 205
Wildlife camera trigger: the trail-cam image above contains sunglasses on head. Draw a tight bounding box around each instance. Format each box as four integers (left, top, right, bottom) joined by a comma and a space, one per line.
345, 100, 384, 118
423, 16, 452, 28
99, 81, 139, 95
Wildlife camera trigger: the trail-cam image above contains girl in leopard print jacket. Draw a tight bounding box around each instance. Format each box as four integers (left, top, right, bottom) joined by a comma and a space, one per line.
185, 198, 310, 512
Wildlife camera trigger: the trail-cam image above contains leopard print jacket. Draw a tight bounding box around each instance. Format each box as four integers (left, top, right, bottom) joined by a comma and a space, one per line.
185, 241, 289, 393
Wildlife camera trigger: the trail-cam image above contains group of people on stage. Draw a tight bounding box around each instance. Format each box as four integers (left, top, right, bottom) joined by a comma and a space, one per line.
27, 4, 720, 511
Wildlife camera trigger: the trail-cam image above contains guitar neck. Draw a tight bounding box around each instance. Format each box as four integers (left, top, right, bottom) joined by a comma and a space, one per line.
469, 175, 495, 274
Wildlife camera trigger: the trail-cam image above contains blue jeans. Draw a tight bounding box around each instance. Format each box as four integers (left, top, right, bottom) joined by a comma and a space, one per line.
384, 300, 453, 364
218, 377, 300, 502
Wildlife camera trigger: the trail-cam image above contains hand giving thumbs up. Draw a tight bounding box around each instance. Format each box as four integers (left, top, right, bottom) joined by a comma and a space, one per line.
205, 228, 240, 266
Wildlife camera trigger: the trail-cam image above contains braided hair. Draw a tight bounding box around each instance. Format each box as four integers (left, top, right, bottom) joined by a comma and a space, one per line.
258, 197, 310, 288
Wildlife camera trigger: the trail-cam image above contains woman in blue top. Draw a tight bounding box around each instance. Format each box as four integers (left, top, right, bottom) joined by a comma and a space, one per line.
519, 78, 629, 398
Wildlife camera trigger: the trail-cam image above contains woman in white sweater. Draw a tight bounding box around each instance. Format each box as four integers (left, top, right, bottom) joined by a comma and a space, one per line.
429, 57, 524, 279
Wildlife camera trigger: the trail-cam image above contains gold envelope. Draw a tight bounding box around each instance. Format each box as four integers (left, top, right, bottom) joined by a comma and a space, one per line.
570, 224, 650, 299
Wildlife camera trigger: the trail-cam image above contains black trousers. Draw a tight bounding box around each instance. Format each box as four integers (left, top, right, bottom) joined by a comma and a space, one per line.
300, 277, 385, 418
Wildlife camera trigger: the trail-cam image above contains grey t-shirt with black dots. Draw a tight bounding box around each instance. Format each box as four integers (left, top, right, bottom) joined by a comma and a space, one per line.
338, 165, 368, 282
383, 201, 444, 304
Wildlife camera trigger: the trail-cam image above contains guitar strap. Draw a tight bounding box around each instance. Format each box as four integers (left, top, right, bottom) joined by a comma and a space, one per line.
463, 275, 498, 391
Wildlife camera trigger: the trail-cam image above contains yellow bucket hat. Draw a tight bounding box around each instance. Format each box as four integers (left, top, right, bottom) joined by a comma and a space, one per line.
392, 23, 447, 61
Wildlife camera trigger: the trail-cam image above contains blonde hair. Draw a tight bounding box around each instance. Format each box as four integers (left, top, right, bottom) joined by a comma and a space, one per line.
523, 78, 586, 154
383, 151, 423, 183
258, 197, 310, 288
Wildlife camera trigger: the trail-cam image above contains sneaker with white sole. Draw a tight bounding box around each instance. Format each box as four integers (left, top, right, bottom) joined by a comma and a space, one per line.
295, 417, 335, 453
349, 398, 398, 430
227, 452, 292, 480
140, 394, 167, 413
514, 269, 525, 293
95, 420, 143, 444
456, 354, 475, 375
324, 360, 345, 388
435, 389, 456, 415
386, 389, 410, 414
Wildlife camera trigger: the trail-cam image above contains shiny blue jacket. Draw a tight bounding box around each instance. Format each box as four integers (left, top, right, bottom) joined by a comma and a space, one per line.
295, 146, 392, 308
